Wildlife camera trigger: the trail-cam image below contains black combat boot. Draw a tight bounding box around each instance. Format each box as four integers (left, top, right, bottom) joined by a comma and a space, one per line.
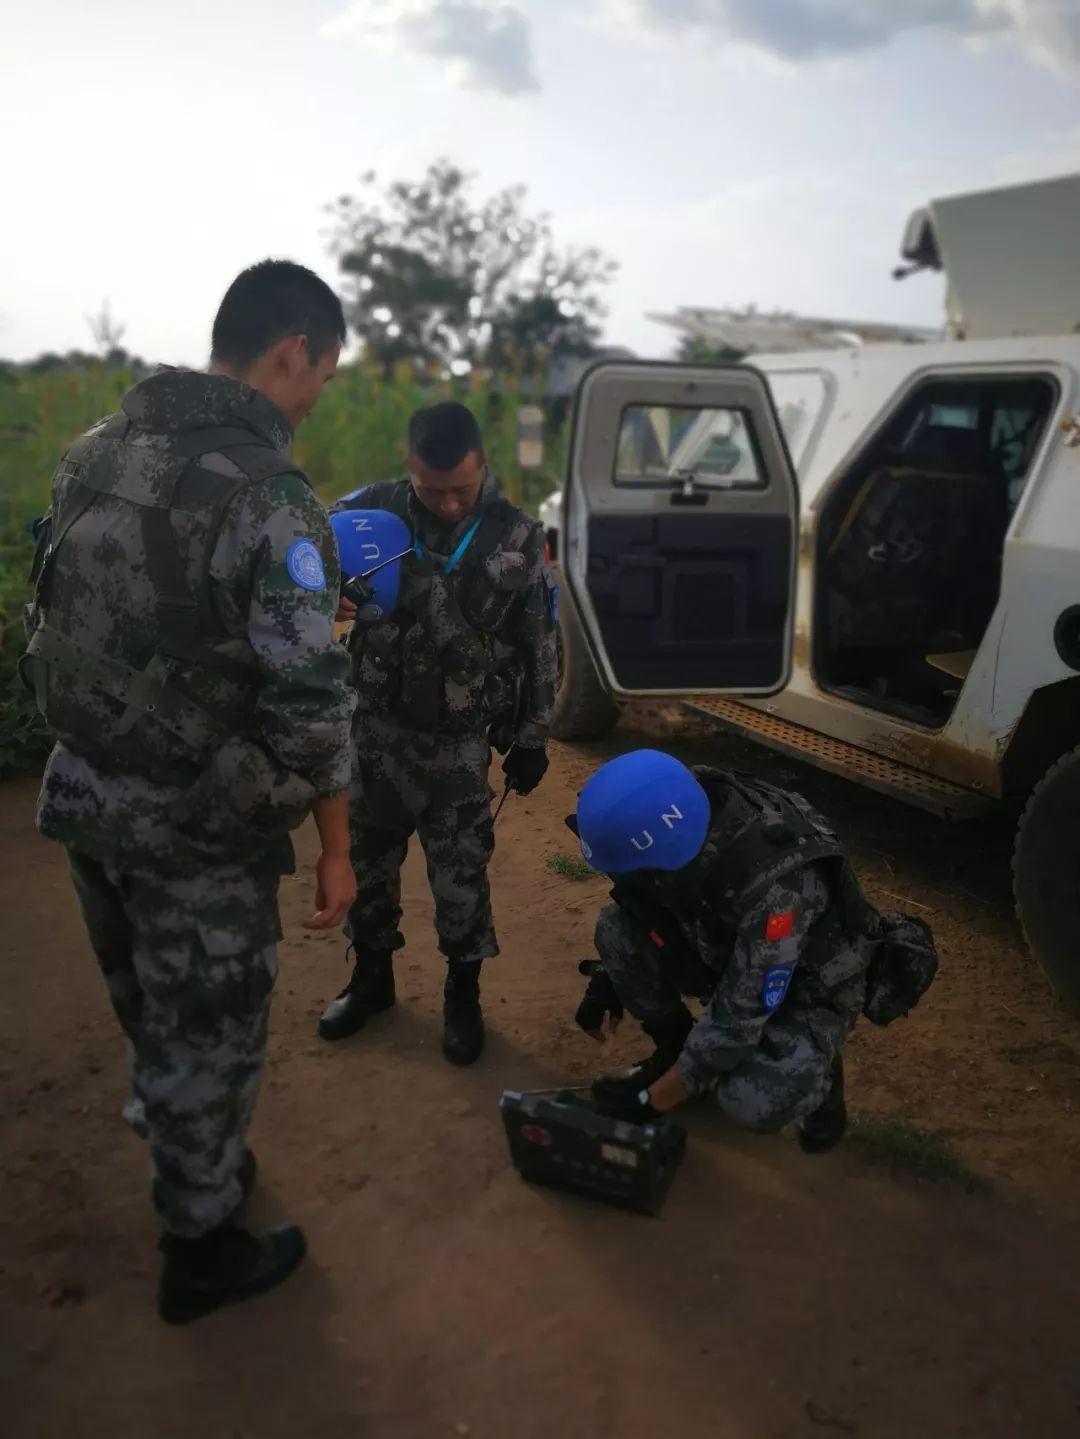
318, 948, 396, 1041
443, 959, 484, 1067
157, 1221, 307, 1325
797, 1053, 847, 1154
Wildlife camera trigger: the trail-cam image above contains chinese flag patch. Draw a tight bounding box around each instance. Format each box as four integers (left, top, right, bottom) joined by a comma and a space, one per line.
765, 910, 795, 942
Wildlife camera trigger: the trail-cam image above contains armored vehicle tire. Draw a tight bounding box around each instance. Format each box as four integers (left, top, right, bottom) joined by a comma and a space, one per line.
1013, 745, 1080, 1016
550, 578, 621, 742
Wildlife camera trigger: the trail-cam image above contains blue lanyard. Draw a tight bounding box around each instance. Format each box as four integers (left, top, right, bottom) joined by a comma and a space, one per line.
412, 517, 482, 574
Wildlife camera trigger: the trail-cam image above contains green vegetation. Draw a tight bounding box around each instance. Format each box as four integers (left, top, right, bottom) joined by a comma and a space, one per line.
0, 363, 563, 778
1, 365, 136, 775
848, 1111, 990, 1193
545, 852, 594, 881
329, 159, 615, 374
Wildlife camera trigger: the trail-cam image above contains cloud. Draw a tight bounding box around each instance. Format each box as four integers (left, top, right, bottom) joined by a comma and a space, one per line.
324, 0, 539, 94
603, 0, 1080, 72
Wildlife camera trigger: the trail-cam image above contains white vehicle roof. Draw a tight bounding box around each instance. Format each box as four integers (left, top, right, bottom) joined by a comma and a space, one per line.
749, 331, 1080, 375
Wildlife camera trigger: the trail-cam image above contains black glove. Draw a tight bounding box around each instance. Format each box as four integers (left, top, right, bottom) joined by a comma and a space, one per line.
591, 1072, 660, 1124
574, 959, 624, 1039
502, 745, 549, 796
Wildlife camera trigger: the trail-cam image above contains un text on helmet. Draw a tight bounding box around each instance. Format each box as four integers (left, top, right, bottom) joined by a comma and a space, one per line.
629, 803, 685, 853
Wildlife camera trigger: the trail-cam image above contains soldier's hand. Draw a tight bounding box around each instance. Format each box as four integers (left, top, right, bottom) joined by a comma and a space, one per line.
575, 960, 624, 1042
502, 744, 549, 796
591, 1073, 660, 1123
305, 851, 356, 930
336, 596, 358, 623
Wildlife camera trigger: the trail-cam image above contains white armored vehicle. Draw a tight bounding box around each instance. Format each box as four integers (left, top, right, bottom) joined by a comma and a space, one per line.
543, 174, 1080, 1012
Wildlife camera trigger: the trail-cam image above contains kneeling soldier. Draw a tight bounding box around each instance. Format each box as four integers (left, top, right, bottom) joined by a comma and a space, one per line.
571, 750, 936, 1149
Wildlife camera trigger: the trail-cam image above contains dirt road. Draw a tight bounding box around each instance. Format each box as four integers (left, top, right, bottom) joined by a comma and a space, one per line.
3, 706, 1079, 1438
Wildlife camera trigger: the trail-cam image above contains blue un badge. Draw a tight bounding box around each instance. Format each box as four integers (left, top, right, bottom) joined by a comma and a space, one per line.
762, 965, 793, 1012
286, 539, 327, 592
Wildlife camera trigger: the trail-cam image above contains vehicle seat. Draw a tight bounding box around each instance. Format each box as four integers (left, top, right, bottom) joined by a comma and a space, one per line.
825, 464, 1007, 652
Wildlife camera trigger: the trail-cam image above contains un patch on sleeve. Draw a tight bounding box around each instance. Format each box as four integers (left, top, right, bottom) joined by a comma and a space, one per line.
286, 539, 327, 592
762, 965, 793, 1012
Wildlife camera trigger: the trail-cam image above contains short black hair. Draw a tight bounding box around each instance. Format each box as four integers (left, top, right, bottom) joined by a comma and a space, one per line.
211, 259, 346, 369
407, 402, 484, 471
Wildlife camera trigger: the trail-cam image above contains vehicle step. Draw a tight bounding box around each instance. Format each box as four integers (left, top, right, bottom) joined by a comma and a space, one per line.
682, 696, 993, 820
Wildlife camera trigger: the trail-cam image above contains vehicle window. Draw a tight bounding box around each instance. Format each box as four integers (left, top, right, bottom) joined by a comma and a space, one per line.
765, 371, 827, 467
614, 404, 765, 489
928, 403, 978, 429
877, 376, 1055, 509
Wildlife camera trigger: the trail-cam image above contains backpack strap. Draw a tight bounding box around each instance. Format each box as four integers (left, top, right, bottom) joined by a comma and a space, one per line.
138, 428, 304, 681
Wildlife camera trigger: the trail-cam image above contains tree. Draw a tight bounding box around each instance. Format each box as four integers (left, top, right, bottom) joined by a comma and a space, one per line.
675, 333, 745, 365
327, 160, 616, 374
87, 299, 127, 357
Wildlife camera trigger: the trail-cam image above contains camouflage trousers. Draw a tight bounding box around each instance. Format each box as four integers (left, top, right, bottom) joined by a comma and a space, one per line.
346, 713, 497, 965
595, 893, 846, 1133
67, 848, 281, 1237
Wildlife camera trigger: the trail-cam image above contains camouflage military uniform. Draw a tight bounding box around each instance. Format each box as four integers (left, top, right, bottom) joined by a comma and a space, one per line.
25, 370, 354, 1235
337, 474, 557, 964
595, 769, 872, 1132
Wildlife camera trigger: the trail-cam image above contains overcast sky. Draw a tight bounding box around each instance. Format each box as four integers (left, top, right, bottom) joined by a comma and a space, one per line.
3, 0, 1079, 364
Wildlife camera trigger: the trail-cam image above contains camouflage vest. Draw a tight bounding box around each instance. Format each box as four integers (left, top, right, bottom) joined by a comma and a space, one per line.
348, 478, 530, 739
23, 393, 299, 780
615, 768, 876, 977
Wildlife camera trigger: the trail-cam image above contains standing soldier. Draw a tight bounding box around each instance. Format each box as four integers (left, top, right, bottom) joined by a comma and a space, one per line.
570, 751, 937, 1147
23, 261, 357, 1322
318, 402, 558, 1065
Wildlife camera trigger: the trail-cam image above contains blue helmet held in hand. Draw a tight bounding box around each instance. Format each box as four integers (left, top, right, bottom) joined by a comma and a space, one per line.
576, 750, 711, 874
330, 509, 412, 622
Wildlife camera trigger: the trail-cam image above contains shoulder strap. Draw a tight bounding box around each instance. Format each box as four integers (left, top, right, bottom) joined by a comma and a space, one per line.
458, 496, 521, 572
142, 428, 300, 679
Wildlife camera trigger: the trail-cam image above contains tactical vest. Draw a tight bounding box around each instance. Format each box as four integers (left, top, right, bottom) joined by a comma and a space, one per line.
23, 410, 299, 780
693, 770, 851, 906
348, 479, 530, 739
615, 770, 927, 1023
614, 769, 877, 983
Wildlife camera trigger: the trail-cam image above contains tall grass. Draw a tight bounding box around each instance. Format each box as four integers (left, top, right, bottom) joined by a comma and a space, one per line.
0, 363, 563, 777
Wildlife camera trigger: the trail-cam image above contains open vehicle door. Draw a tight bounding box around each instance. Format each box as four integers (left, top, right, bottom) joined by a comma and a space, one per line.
562, 361, 800, 696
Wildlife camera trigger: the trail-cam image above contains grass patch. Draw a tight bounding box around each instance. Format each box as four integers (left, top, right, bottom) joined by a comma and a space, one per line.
848, 1111, 990, 1194
546, 852, 594, 881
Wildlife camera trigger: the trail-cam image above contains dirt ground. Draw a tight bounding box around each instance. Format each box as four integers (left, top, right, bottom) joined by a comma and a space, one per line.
3, 704, 1080, 1439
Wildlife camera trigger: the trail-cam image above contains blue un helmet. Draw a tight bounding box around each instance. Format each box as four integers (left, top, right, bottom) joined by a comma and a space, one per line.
576, 749, 711, 874
330, 509, 412, 622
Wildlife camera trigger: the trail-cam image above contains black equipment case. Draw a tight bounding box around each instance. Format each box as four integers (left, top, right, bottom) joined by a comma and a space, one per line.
500, 1089, 686, 1216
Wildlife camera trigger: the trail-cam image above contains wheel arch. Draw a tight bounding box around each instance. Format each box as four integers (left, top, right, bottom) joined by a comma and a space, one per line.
1000, 675, 1080, 802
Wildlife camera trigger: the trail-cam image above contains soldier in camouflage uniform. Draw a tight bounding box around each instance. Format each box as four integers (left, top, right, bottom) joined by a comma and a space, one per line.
318, 402, 558, 1066
23, 261, 357, 1322
571, 750, 880, 1152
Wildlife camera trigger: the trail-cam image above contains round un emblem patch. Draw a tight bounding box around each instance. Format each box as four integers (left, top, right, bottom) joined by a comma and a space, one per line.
286, 539, 327, 592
